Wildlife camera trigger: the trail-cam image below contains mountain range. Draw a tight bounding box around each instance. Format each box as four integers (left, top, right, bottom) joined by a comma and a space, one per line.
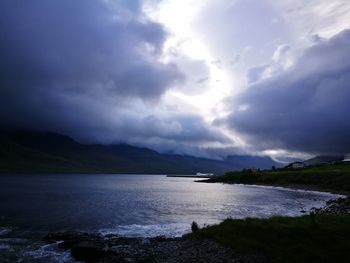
0, 131, 280, 174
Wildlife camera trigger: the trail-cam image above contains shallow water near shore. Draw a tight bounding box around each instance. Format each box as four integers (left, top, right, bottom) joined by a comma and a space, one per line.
0, 174, 342, 262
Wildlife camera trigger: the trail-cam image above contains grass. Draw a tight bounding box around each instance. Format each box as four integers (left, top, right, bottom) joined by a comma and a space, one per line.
206, 163, 350, 193
190, 214, 350, 263
196, 163, 350, 262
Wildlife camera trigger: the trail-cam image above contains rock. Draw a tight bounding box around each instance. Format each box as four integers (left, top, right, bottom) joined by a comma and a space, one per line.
71, 241, 107, 262
316, 197, 350, 215
44, 231, 268, 263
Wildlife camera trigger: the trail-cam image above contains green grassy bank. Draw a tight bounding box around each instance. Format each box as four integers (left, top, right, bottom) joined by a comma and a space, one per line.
196, 163, 350, 262
205, 163, 350, 193
190, 214, 350, 263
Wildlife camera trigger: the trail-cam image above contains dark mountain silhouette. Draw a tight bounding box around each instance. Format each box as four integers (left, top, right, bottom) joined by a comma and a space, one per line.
0, 131, 279, 174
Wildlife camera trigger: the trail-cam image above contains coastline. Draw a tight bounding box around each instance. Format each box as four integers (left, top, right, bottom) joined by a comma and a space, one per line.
40, 183, 349, 263
42, 196, 350, 263
197, 167, 350, 197
44, 232, 267, 263
196, 175, 350, 214
3, 174, 348, 262
197, 179, 350, 197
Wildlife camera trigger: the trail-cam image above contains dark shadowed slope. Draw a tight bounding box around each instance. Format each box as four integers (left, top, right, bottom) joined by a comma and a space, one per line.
0, 131, 279, 174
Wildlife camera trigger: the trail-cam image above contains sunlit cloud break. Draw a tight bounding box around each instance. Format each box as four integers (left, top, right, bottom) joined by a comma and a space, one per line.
0, 0, 350, 159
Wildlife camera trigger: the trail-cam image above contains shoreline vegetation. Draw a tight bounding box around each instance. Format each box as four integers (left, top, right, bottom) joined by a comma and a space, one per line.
189, 210, 350, 263
190, 163, 350, 262
200, 163, 350, 195
44, 198, 350, 263
44, 164, 350, 263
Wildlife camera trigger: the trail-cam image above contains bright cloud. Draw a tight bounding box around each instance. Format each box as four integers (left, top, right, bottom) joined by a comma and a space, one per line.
0, 0, 350, 158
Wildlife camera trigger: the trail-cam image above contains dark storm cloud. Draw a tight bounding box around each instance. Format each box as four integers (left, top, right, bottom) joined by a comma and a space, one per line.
0, 0, 182, 100
226, 29, 350, 155
0, 0, 231, 152
0, 1, 177, 127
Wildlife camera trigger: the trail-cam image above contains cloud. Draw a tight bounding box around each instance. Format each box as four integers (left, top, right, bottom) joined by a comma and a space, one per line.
278, 0, 350, 41
0, 0, 173, 103
246, 65, 270, 84
272, 45, 292, 66
0, 0, 231, 154
0, 0, 183, 100
165, 53, 210, 95
2, 0, 349, 158
120, 113, 232, 157
225, 29, 350, 155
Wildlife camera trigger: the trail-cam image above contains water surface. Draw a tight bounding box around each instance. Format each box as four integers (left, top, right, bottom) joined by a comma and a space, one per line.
0, 174, 341, 262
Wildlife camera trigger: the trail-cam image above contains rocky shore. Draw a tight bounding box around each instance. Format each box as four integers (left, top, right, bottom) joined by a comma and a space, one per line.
43, 197, 350, 263
313, 197, 350, 215
44, 231, 267, 263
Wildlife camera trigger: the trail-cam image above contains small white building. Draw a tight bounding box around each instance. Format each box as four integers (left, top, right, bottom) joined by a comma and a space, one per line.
196, 172, 214, 176
343, 153, 350, 162
291, 161, 306, 169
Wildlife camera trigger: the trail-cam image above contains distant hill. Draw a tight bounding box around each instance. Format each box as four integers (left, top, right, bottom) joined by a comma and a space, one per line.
0, 131, 279, 174
303, 155, 344, 166
224, 155, 279, 170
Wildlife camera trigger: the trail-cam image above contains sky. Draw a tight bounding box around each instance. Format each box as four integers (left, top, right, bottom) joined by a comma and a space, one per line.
1, 0, 350, 160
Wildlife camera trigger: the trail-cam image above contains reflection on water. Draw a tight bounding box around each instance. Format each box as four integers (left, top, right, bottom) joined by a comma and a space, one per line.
0, 174, 342, 262
0, 174, 340, 232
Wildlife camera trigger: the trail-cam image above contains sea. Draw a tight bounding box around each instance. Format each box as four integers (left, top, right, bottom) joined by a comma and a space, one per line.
0, 174, 342, 262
